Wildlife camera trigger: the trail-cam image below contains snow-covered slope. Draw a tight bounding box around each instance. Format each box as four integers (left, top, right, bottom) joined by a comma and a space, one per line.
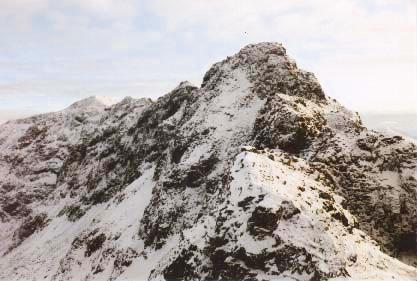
0, 43, 415, 281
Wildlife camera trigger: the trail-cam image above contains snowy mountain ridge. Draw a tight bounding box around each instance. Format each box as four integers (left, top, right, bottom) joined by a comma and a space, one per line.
0, 42, 416, 281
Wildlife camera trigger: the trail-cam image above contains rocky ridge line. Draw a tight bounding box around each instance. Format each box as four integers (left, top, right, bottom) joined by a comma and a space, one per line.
0, 42, 415, 281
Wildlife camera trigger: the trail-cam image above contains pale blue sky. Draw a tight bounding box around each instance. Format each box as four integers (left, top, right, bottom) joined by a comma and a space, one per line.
0, 0, 416, 123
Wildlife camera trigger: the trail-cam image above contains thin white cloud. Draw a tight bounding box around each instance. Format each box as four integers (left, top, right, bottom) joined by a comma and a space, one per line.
68, 0, 139, 20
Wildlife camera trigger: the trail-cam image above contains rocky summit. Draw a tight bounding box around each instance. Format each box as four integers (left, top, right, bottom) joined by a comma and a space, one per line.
0, 42, 416, 281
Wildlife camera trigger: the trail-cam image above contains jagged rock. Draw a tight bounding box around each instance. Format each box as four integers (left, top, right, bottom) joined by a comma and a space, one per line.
0, 42, 416, 281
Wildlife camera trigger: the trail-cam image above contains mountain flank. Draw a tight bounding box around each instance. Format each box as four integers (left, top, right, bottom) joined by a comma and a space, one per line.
0, 42, 416, 281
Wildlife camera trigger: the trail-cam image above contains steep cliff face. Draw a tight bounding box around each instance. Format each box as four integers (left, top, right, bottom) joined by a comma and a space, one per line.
0, 43, 416, 281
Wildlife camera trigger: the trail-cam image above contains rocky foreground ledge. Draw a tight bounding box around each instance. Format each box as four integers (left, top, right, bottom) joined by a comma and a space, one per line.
0, 42, 416, 281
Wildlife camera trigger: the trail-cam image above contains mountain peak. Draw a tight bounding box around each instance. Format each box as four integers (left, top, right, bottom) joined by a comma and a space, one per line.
174, 81, 196, 90
0, 43, 416, 281
202, 42, 325, 100
237, 41, 287, 58
67, 96, 118, 111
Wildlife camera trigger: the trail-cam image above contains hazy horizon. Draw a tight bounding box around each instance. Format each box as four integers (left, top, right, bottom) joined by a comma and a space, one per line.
1, 96, 416, 141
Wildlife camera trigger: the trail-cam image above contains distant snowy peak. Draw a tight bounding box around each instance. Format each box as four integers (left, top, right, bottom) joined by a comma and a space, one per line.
173, 81, 197, 90
66, 96, 119, 111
